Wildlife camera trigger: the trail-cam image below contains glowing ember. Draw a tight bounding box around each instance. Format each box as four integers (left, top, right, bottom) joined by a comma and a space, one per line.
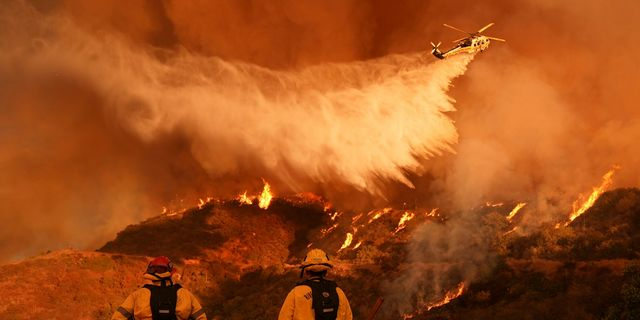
425, 208, 439, 217
352, 213, 364, 223
353, 241, 363, 249
320, 223, 339, 238
394, 211, 415, 234
426, 282, 465, 311
165, 208, 186, 217
485, 201, 504, 207
503, 226, 518, 236
329, 211, 342, 221
565, 165, 620, 226
338, 233, 353, 251
237, 191, 253, 205
258, 180, 273, 209
506, 202, 527, 222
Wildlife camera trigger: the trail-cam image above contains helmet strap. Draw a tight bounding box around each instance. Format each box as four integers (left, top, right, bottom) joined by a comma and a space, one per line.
299, 266, 306, 278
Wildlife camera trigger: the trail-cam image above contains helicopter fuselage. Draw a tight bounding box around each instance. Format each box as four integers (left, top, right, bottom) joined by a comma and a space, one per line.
432, 35, 491, 59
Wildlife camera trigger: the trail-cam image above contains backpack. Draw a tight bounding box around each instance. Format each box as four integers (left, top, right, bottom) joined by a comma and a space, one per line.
143, 282, 182, 320
297, 278, 339, 320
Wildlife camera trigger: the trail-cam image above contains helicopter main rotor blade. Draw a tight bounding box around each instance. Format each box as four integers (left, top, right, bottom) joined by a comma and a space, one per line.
487, 36, 506, 42
477, 22, 495, 33
452, 37, 468, 43
443, 23, 470, 34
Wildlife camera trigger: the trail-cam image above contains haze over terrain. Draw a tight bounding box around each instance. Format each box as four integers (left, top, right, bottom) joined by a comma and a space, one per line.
1, 0, 639, 272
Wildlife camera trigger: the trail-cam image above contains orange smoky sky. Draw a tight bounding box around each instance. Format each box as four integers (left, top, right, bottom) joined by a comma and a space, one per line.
1, 0, 639, 262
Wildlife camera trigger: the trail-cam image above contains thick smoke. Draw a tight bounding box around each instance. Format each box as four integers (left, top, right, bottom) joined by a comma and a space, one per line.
383, 212, 498, 316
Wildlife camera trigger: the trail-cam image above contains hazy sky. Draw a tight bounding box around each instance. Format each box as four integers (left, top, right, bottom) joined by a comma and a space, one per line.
1, 0, 638, 262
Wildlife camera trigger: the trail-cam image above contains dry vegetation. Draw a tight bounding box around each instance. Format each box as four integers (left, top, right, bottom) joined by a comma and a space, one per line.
1, 189, 639, 319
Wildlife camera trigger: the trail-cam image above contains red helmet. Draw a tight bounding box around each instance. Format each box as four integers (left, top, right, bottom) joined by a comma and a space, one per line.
146, 256, 174, 275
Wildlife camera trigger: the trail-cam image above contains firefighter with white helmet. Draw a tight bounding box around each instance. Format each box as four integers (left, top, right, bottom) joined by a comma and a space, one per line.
278, 249, 353, 320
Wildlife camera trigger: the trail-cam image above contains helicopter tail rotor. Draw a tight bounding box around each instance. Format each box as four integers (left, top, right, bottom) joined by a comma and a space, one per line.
430, 41, 445, 59
430, 41, 442, 53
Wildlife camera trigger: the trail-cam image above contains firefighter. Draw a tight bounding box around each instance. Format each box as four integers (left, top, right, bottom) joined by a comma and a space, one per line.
111, 256, 207, 320
278, 249, 352, 320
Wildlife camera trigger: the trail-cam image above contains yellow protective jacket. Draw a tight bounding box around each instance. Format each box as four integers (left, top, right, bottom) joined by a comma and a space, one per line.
111, 272, 207, 320
278, 278, 352, 320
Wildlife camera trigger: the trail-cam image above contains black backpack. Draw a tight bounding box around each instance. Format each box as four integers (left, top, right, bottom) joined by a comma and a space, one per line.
297, 278, 339, 320
143, 282, 182, 320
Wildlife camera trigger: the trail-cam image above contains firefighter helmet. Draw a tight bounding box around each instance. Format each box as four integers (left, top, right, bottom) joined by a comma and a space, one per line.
301, 249, 333, 273
146, 256, 174, 275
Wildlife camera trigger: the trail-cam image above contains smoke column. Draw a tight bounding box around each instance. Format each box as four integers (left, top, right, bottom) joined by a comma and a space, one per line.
0, 2, 473, 261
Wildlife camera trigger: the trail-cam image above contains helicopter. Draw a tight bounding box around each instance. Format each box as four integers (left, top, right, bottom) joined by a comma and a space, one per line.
431, 22, 506, 59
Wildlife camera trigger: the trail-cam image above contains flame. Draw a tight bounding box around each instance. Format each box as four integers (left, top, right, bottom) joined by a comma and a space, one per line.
338, 232, 353, 251
401, 283, 465, 319
197, 197, 213, 209
235, 180, 273, 208
506, 202, 527, 222
353, 241, 363, 249
237, 191, 253, 205
425, 282, 465, 311
258, 180, 273, 209
367, 207, 392, 224
565, 165, 620, 226
394, 211, 415, 234
352, 213, 364, 223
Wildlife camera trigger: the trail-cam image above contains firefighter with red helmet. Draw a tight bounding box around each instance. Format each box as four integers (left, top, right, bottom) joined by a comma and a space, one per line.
278, 249, 352, 320
111, 256, 207, 320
